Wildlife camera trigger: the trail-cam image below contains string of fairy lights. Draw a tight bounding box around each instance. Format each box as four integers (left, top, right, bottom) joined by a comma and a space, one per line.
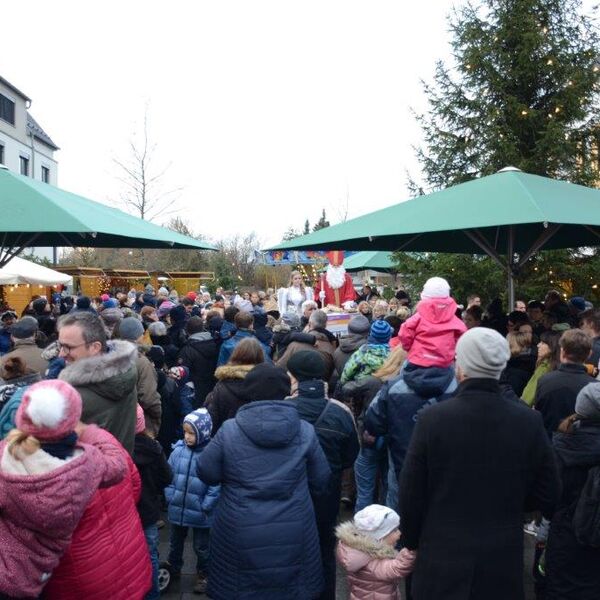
463, 20, 600, 125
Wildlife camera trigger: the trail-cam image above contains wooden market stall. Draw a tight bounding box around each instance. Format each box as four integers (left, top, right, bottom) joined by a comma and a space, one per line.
151, 271, 215, 295
57, 267, 215, 297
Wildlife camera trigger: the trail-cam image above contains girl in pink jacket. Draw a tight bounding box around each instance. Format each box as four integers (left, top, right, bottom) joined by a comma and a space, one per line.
398, 277, 466, 368
0, 380, 125, 599
336, 504, 416, 600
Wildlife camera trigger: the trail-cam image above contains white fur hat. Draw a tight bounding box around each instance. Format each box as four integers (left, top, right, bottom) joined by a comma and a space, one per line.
421, 276, 450, 299
354, 504, 400, 540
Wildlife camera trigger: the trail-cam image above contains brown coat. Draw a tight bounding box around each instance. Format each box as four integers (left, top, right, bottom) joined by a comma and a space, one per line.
135, 352, 162, 436
276, 330, 336, 378
0, 339, 48, 378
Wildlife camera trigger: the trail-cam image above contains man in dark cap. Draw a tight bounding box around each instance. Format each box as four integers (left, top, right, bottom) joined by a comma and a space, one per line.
287, 350, 359, 600
0, 316, 48, 376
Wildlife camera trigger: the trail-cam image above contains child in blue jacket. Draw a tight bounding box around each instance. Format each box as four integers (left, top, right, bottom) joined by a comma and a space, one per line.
164, 408, 220, 594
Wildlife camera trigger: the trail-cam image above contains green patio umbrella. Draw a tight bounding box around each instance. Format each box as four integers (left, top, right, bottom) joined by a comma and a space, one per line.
342, 251, 396, 273
0, 167, 215, 266
269, 168, 600, 305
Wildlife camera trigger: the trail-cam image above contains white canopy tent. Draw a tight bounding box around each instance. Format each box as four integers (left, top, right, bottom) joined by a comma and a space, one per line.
0, 256, 72, 286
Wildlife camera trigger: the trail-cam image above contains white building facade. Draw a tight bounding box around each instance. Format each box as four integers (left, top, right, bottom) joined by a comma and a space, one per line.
0, 75, 59, 185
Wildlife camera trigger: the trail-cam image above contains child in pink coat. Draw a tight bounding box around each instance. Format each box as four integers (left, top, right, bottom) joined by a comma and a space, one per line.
399, 277, 466, 368
0, 380, 125, 599
336, 504, 416, 600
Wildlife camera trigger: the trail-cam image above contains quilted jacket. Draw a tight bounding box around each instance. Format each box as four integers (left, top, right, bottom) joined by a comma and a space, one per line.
43, 429, 152, 600
336, 521, 415, 600
165, 439, 220, 528
197, 400, 331, 599
0, 425, 125, 598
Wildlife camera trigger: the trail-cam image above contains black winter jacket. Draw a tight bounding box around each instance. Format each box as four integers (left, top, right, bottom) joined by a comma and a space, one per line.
177, 333, 218, 408
292, 380, 359, 481
501, 352, 536, 397
156, 371, 184, 458
203, 364, 254, 434
293, 380, 359, 532
133, 433, 172, 528
400, 378, 560, 600
535, 363, 595, 436
545, 421, 600, 599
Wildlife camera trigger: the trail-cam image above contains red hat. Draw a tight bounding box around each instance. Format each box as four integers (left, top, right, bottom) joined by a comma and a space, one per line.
16, 380, 82, 441
186, 291, 198, 301
100, 294, 110, 302
327, 250, 345, 267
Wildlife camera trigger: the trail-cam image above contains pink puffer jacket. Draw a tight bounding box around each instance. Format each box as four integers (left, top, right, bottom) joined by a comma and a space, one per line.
336, 521, 416, 600
43, 428, 152, 600
399, 297, 466, 367
0, 424, 125, 598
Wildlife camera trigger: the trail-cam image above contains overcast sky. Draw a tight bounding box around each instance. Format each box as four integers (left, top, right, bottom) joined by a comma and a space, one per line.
6, 0, 472, 247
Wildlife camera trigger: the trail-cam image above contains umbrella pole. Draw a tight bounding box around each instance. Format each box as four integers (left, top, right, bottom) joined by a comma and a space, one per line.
507, 226, 515, 310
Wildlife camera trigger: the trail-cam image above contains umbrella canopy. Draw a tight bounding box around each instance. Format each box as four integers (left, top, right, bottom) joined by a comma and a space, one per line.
270, 169, 600, 254
342, 251, 396, 273
0, 256, 72, 286
269, 169, 600, 305
0, 167, 215, 266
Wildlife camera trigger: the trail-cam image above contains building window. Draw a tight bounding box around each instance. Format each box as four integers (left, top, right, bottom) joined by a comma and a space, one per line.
0, 143, 4, 165
41, 166, 50, 183
20, 156, 29, 176
0, 94, 15, 125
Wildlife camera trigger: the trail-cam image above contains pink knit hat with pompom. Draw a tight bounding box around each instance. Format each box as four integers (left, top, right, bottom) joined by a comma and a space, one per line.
16, 380, 82, 441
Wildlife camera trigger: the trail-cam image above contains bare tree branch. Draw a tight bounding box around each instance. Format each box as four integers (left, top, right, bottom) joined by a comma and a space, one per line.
112, 107, 183, 221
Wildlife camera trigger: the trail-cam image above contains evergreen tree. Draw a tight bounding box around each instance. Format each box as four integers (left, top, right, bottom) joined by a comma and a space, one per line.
303, 219, 310, 235
412, 0, 600, 191
313, 209, 330, 232
282, 226, 300, 241
397, 0, 600, 305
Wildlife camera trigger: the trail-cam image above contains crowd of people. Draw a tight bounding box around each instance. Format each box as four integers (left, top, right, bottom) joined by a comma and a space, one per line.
0, 278, 598, 599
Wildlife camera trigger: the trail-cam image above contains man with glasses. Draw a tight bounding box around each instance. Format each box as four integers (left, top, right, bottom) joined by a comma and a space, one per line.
56, 312, 139, 454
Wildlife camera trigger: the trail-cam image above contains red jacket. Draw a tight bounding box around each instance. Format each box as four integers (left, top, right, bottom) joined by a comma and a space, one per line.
44, 430, 151, 600
399, 297, 466, 368
0, 425, 125, 598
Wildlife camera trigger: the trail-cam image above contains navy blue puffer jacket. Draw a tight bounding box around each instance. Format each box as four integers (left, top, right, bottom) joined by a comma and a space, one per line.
165, 440, 220, 528
197, 400, 331, 600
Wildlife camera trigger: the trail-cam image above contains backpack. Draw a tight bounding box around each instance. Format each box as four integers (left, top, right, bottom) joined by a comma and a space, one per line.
572, 465, 600, 547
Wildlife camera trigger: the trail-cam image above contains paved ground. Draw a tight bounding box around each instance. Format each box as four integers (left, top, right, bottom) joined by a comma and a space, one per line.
159, 509, 537, 599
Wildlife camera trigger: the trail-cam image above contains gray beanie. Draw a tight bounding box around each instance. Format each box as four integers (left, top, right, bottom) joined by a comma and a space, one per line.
455, 327, 510, 379
118, 317, 145, 342
348, 314, 370, 335
575, 383, 600, 420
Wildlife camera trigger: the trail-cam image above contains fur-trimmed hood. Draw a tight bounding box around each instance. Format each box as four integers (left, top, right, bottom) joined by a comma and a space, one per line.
214, 364, 255, 381
336, 521, 396, 571
59, 340, 138, 394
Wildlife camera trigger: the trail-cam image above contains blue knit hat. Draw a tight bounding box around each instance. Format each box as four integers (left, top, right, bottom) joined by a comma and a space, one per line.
368, 319, 393, 344
183, 408, 212, 446
103, 298, 118, 309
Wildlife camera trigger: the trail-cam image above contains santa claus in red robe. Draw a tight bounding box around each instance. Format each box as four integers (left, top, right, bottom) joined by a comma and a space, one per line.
314, 250, 357, 309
